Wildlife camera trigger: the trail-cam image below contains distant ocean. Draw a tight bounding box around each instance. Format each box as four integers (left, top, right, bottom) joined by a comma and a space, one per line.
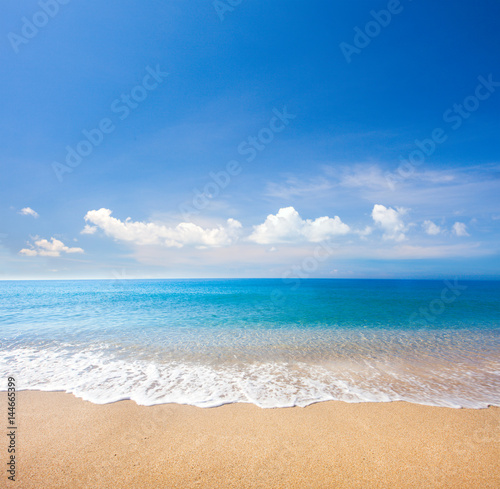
0, 279, 499, 409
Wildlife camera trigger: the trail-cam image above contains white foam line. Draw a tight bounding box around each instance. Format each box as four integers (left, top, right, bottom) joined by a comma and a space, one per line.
0, 346, 499, 409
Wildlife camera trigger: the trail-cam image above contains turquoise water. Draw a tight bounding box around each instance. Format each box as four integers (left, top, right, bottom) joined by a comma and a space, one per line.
0, 279, 499, 408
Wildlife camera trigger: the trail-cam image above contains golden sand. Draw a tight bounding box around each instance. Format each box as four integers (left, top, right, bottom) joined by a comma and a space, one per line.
2, 391, 499, 488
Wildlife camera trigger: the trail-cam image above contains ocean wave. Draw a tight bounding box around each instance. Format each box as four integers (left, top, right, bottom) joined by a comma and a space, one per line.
1, 344, 499, 409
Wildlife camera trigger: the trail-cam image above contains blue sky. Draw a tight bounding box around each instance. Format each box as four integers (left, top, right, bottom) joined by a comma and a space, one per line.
1, 0, 499, 279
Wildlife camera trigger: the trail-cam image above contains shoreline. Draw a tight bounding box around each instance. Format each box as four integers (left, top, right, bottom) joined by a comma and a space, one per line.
2, 391, 499, 488
7, 388, 500, 410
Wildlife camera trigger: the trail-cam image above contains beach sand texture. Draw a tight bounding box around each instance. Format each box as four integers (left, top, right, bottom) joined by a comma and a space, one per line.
3, 391, 499, 488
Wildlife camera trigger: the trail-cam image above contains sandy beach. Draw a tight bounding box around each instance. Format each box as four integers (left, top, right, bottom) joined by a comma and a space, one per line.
1, 391, 498, 488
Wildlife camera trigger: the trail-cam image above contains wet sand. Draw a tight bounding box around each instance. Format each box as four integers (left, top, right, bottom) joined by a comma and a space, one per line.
2, 391, 499, 488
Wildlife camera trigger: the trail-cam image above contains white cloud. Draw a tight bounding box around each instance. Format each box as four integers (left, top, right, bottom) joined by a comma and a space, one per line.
248, 207, 350, 244
374, 243, 485, 259
422, 220, 441, 235
19, 207, 39, 218
265, 176, 333, 199
18, 248, 38, 256
335, 164, 460, 191
371, 204, 408, 241
340, 165, 394, 190
356, 225, 373, 238
19, 238, 84, 257
452, 222, 469, 237
84, 208, 242, 248
81, 224, 98, 235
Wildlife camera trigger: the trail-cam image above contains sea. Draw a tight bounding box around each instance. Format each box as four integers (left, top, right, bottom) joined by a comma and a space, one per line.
0, 279, 499, 409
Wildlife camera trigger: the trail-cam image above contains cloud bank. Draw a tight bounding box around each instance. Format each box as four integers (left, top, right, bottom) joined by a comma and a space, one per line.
81, 205, 471, 251
84, 208, 242, 248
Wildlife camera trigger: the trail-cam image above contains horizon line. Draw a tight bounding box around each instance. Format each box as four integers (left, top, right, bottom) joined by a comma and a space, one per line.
1, 276, 500, 282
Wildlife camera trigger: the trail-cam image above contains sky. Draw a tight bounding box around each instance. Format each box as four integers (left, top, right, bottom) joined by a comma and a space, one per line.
1, 0, 499, 280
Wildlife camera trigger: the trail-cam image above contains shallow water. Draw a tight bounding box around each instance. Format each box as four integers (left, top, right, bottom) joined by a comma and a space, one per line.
1, 279, 499, 408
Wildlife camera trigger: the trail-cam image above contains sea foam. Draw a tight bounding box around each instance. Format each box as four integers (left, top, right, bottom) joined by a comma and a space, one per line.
1, 342, 498, 409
